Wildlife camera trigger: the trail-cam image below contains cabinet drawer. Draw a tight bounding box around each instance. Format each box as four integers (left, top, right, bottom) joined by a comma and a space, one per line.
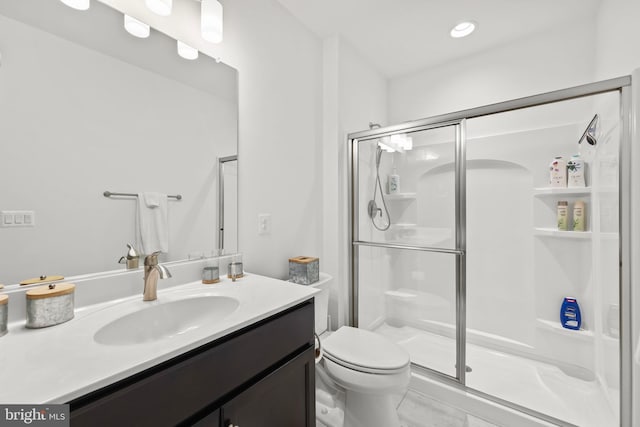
70, 300, 314, 426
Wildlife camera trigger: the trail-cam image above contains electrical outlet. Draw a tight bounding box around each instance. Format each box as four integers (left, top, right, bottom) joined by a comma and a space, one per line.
258, 213, 271, 235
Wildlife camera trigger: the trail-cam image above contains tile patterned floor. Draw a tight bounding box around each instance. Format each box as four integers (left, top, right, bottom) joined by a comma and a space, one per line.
398, 390, 499, 427
317, 388, 500, 427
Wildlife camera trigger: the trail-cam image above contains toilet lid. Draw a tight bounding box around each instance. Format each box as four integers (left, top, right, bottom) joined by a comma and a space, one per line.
322, 326, 410, 373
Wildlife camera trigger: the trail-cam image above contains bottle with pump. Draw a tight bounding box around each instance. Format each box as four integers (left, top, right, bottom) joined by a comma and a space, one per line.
388, 168, 400, 195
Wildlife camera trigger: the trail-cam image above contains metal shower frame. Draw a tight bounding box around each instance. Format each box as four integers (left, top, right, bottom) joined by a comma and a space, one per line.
347, 75, 633, 427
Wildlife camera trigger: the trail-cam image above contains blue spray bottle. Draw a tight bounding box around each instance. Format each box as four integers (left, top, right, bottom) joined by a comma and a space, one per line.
560, 297, 582, 330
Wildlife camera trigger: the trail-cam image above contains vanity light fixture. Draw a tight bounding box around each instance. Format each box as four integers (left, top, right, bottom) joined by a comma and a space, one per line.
124, 15, 150, 38
146, 0, 172, 17
59, 0, 90, 11
450, 21, 477, 38
177, 41, 199, 60
201, 0, 223, 43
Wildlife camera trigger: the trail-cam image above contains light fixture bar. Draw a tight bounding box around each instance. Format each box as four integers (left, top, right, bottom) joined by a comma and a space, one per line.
146, 0, 172, 17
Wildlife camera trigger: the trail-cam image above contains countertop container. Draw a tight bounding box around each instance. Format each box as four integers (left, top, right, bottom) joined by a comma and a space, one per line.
26, 283, 75, 328
289, 256, 319, 285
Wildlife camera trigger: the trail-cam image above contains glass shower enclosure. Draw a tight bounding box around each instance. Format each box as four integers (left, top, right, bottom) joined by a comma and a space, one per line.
347, 77, 633, 427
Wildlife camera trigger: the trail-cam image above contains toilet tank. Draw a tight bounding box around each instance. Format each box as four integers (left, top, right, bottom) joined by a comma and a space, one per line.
309, 273, 332, 334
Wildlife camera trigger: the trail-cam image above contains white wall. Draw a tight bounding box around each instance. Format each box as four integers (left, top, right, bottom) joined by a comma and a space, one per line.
595, 0, 640, 80
323, 36, 388, 328
389, 21, 597, 124
222, 0, 323, 279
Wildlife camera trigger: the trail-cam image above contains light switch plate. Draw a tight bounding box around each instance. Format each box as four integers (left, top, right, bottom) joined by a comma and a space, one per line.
258, 213, 271, 235
1, 210, 35, 227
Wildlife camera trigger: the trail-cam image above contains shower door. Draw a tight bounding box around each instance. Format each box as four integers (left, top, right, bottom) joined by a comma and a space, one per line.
349, 122, 467, 380
348, 76, 632, 427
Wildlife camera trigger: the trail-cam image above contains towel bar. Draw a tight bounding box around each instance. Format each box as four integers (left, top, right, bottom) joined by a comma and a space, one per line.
103, 191, 182, 200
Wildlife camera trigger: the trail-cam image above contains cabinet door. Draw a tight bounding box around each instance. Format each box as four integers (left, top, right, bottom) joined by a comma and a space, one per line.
221, 346, 315, 427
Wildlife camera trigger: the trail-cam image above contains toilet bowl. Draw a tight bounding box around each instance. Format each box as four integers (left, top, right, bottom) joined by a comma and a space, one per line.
310, 274, 411, 427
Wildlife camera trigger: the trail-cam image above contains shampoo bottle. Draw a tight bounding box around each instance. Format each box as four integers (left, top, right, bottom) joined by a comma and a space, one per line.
573, 200, 586, 231
549, 156, 567, 188
388, 168, 400, 194
557, 201, 568, 231
567, 154, 586, 188
560, 297, 582, 330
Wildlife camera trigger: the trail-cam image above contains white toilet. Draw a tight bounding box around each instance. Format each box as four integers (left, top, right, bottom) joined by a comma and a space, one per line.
310, 274, 411, 427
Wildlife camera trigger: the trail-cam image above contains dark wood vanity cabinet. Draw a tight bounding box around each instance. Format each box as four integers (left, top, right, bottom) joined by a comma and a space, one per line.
69, 300, 315, 427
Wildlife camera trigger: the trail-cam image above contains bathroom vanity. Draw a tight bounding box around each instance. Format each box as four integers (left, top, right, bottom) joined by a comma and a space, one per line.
0, 266, 317, 427
70, 300, 315, 426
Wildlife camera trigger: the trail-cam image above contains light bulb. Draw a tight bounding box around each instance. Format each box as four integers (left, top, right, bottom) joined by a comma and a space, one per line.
124, 15, 150, 38
59, 0, 90, 11
201, 0, 223, 43
177, 41, 198, 60
145, 0, 172, 17
450, 21, 477, 38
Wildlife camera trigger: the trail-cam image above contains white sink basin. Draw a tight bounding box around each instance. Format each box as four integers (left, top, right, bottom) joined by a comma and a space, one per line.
94, 296, 239, 346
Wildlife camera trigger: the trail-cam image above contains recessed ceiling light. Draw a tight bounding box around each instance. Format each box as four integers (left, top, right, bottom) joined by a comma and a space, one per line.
450, 21, 477, 38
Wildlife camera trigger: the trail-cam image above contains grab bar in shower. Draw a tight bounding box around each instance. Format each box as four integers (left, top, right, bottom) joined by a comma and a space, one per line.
103, 191, 183, 200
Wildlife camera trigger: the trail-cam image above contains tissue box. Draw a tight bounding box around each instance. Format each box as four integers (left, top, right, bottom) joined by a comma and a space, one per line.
289, 256, 319, 285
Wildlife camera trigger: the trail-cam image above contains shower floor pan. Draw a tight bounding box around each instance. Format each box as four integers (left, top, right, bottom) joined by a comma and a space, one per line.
375, 323, 618, 427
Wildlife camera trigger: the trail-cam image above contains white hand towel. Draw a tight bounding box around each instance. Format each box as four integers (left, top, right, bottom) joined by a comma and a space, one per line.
136, 192, 169, 255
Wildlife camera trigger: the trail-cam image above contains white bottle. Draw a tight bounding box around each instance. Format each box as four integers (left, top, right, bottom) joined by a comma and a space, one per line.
549, 156, 567, 188
388, 168, 400, 194
567, 154, 586, 188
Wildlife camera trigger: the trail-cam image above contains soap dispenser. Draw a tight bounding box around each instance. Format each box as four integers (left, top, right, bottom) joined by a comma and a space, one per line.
388, 168, 400, 194
118, 243, 140, 269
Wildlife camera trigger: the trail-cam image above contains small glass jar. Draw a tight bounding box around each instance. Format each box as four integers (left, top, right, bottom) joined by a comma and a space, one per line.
202, 257, 220, 285
202, 267, 219, 284
228, 254, 244, 281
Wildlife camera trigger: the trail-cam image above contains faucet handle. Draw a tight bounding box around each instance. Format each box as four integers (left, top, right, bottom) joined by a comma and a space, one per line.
144, 251, 162, 266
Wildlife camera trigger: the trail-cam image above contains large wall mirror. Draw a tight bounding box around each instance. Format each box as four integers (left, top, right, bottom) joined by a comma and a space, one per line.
0, 0, 238, 285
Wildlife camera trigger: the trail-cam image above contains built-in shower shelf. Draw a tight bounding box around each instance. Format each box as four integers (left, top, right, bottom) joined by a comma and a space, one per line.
533, 228, 592, 239
533, 187, 592, 197
386, 193, 417, 200
390, 223, 418, 229
536, 319, 593, 339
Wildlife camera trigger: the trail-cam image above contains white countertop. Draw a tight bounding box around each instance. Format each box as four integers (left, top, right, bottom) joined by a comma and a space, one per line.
0, 273, 318, 404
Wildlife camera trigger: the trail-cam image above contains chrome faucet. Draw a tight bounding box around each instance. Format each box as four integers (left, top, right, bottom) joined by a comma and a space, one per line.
143, 251, 172, 301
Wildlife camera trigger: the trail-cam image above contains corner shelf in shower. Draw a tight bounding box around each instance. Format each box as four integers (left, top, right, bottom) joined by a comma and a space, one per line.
386, 193, 417, 200
533, 187, 592, 197
536, 318, 593, 340
533, 228, 592, 239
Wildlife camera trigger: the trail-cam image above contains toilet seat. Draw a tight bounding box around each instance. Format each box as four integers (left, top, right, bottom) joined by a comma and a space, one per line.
322, 326, 410, 374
